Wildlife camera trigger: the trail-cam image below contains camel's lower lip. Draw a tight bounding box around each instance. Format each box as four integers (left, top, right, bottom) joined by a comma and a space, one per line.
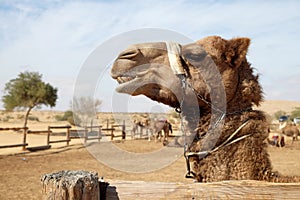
115, 75, 139, 92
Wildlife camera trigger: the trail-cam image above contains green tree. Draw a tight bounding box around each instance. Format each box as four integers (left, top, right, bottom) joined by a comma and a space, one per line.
2, 71, 57, 127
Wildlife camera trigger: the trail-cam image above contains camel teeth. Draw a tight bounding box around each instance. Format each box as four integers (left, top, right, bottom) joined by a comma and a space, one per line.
117, 76, 134, 83
117, 77, 124, 83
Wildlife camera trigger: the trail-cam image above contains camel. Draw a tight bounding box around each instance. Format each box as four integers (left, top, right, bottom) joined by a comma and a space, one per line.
146, 119, 173, 144
268, 132, 285, 147
131, 118, 172, 143
131, 120, 145, 139
111, 36, 300, 182
279, 121, 300, 143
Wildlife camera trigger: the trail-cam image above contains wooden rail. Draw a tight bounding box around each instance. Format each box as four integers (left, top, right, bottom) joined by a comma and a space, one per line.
47, 125, 71, 146
0, 127, 28, 150
0, 120, 127, 152
106, 180, 300, 199
83, 125, 102, 144
27, 130, 51, 134
0, 143, 28, 149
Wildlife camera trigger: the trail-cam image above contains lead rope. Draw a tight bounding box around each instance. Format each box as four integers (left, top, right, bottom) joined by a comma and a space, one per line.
175, 74, 197, 178
176, 74, 250, 179
166, 41, 250, 179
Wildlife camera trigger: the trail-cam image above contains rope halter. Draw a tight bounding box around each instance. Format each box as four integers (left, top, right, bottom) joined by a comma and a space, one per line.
165, 41, 253, 179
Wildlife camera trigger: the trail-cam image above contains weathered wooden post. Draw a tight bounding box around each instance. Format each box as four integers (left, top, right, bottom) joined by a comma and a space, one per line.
110, 127, 114, 141
66, 126, 70, 146
41, 170, 100, 200
47, 126, 51, 146
98, 126, 102, 142
84, 127, 88, 144
122, 120, 126, 141
22, 127, 28, 151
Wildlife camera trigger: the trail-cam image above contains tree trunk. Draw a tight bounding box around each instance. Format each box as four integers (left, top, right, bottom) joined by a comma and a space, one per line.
41, 170, 100, 200
24, 106, 33, 128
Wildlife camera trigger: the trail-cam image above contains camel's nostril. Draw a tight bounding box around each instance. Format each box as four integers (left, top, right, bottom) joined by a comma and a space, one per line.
118, 49, 139, 59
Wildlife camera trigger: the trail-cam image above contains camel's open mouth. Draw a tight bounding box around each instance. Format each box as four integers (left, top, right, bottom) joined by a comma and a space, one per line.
116, 76, 135, 84
113, 73, 144, 94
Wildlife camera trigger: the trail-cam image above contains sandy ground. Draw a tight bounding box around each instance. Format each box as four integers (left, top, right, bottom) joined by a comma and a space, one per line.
0, 100, 300, 199
1, 139, 300, 199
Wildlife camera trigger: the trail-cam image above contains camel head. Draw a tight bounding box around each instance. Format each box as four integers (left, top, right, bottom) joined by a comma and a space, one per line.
111, 36, 263, 114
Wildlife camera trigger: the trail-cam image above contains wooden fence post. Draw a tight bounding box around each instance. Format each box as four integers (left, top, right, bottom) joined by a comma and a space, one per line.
66, 127, 70, 146
98, 126, 102, 142
22, 127, 28, 151
41, 170, 100, 200
122, 120, 126, 141
47, 126, 51, 146
84, 127, 87, 144
110, 127, 114, 141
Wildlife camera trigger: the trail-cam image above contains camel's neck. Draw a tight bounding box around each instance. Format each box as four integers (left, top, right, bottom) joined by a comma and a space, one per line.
226, 96, 253, 114
181, 101, 255, 138
181, 103, 211, 134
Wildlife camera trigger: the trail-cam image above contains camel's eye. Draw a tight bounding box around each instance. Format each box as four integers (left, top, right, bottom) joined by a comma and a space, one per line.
184, 52, 206, 63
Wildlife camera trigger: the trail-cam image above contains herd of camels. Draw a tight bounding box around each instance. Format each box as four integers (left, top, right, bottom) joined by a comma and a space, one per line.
111, 35, 300, 182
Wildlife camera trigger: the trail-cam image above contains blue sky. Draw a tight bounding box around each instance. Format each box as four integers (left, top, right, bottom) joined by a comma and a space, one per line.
0, 0, 299, 112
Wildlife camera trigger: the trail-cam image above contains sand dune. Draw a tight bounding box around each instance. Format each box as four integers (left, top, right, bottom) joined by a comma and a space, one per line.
255, 100, 300, 115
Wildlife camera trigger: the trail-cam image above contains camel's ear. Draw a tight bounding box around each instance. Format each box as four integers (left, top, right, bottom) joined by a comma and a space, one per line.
225, 38, 250, 68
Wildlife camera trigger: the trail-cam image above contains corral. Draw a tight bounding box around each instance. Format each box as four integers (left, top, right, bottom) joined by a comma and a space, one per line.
1, 110, 300, 199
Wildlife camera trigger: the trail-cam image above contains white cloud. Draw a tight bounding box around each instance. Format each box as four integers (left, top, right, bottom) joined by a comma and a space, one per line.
0, 0, 300, 111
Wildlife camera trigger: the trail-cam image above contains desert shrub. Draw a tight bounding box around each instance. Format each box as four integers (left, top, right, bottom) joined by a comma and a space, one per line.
28, 116, 39, 121
67, 115, 82, 126
273, 110, 287, 120
290, 107, 300, 119
55, 110, 80, 126
2, 115, 14, 122
2, 116, 10, 122
17, 114, 24, 119
55, 115, 64, 121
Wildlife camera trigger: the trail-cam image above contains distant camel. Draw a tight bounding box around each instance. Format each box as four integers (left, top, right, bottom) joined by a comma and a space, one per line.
268, 132, 285, 147
279, 122, 300, 143
131, 119, 172, 143
147, 119, 172, 144
131, 120, 145, 139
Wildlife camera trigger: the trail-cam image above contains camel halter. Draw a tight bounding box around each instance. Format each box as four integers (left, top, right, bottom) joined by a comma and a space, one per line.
165, 41, 252, 179
165, 41, 187, 77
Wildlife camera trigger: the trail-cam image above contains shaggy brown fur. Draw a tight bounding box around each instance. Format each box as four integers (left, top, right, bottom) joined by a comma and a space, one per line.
111, 36, 300, 182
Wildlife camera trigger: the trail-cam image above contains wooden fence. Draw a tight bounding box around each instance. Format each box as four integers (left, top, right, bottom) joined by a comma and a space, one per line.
0, 127, 28, 150
69, 125, 103, 144
0, 120, 127, 152
25, 125, 72, 151
105, 180, 300, 199
47, 125, 71, 146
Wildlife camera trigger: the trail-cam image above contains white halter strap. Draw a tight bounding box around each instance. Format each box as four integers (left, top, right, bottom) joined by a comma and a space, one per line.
165, 41, 186, 76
